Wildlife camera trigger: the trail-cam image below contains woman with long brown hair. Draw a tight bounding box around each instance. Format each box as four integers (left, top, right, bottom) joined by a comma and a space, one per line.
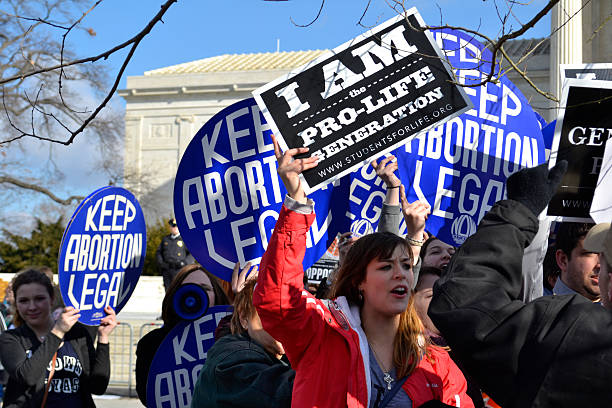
253, 136, 473, 408
135, 264, 230, 406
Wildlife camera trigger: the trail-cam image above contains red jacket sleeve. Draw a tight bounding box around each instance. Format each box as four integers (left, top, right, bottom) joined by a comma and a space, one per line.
253, 205, 328, 366
438, 349, 474, 407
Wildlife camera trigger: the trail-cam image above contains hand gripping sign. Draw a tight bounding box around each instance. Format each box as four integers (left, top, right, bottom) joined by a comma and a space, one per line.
253, 8, 472, 194
146, 305, 233, 408
394, 28, 545, 246
174, 98, 346, 282
59, 187, 146, 325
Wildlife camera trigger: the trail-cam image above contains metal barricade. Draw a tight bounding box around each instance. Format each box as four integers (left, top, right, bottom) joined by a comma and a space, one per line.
106, 321, 164, 397
138, 321, 163, 339
108, 322, 134, 395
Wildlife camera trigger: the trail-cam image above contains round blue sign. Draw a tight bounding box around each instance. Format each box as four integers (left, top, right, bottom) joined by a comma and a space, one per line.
394, 28, 545, 246
60, 186, 113, 251
58, 187, 146, 325
173, 98, 344, 281
146, 305, 233, 408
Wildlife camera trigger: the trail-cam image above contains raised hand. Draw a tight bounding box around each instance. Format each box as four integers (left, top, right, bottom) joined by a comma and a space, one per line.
400, 185, 430, 241
372, 155, 402, 206
97, 305, 118, 344
51, 306, 81, 338
272, 134, 318, 204
231, 261, 258, 296
371, 155, 401, 188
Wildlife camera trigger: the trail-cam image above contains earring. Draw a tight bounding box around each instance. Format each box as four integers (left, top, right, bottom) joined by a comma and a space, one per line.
358, 290, 363, 302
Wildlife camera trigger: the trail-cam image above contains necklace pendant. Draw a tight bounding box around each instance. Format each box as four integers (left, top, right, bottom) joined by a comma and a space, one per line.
383, 372, 394, 390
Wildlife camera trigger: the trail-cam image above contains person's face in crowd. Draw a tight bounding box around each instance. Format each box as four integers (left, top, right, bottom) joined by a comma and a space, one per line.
337, 232, 357, 267
244, 311, 285, 359
414, 274, 440, 336
423, 240, 455, 270
183, 270, 216, 306
169, 225, 179, 236
598, 254, 611, 310
15, 283, 52, 329
556, 237, 600, 301
306, 282, 318, 295
359, 245, 413, 318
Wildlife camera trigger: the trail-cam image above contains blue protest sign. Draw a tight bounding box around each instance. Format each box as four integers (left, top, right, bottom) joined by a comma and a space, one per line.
58, 187, 146, 325
395, 29, 545, 246
60, 186, 113, 250
174, 98, 346, 282
542, 120, 556, 151
534, 111, 548, 131
146, 305, 233, 408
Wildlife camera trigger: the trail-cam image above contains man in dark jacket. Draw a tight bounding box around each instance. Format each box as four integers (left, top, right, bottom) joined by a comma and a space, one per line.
156, 218, 194, 291
429, 161, 612, 407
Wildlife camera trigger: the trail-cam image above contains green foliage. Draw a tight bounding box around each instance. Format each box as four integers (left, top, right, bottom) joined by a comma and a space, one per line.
0, 218, 64, 274
143, 218, 169, 276
0, 216, 169, 276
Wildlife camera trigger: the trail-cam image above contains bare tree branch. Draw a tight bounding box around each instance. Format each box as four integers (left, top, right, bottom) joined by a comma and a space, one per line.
0, 0, 178, 147
290, 0, 325, 28
498, 44, 557, 100
58, 0, 105, 114
587, 11, 612, 43
356, 0, 373, 28
0, 175, 84, 205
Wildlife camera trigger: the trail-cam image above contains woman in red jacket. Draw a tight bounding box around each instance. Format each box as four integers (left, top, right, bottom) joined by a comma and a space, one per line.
253, 137, 473, 408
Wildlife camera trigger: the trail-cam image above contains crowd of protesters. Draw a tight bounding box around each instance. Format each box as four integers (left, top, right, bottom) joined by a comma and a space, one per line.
182, 136, 608, 407
1, 135, 611, 408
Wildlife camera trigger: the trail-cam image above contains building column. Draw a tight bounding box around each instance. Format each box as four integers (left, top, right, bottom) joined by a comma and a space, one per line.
549, 0, 583, 120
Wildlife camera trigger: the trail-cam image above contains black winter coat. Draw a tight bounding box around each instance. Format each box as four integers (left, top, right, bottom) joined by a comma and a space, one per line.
135, 326, 170, 406
429, 200, 612, 407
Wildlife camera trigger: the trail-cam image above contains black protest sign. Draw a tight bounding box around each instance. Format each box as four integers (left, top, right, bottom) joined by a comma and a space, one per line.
253, 9, 472, 194
305, 258, 338, 284
548, 79, 612, 221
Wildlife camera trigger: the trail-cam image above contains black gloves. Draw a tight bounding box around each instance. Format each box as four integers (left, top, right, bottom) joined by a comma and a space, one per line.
506, 160, 568, 216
